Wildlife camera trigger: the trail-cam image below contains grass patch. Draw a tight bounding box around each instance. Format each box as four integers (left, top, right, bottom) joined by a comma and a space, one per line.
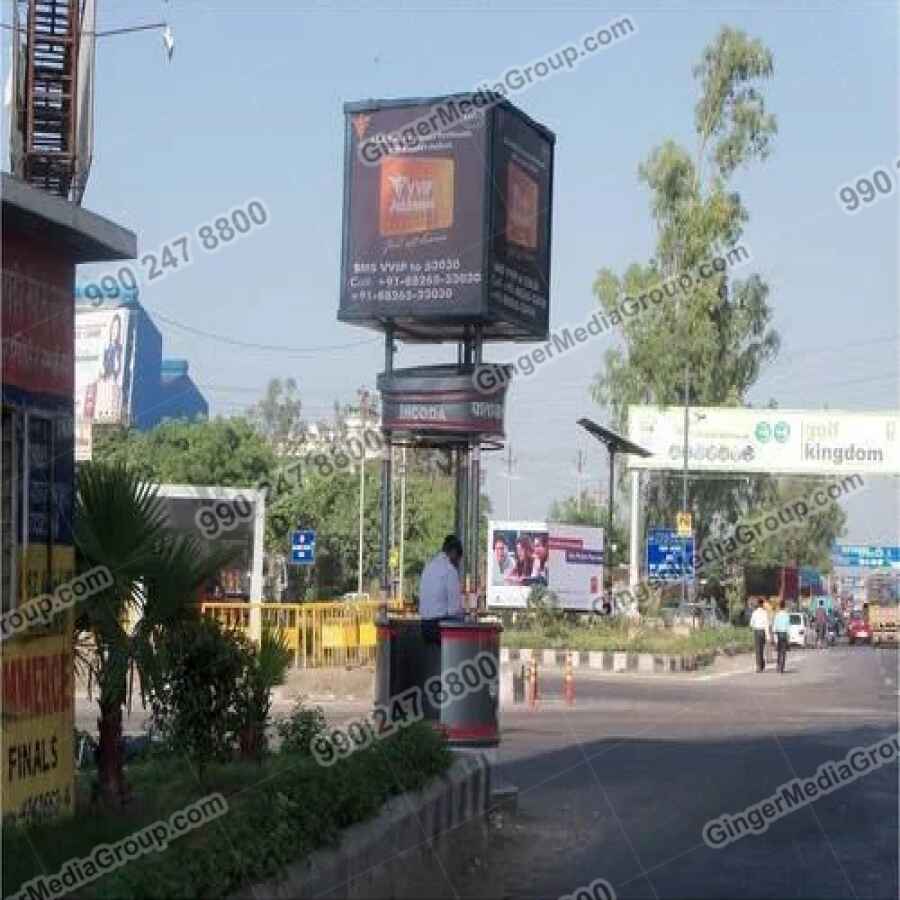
2, 721, 452, 899
502, 623, 754, 655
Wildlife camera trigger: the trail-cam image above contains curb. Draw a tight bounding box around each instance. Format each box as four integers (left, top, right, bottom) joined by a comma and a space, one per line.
231, 753, 493, 899
499, 647, 727, 673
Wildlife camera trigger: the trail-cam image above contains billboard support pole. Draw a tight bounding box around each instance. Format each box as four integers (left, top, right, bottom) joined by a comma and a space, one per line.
467, 326, 484, 606
380, 327, 394, 605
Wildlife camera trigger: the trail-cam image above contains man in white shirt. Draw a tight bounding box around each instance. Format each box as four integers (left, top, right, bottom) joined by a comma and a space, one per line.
749, 598, 769, 673
419, 535, 465, 643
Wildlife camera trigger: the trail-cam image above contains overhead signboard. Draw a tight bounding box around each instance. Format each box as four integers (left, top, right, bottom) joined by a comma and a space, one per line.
628, 406, 900, 476
647, 528, 694, 581
340, 94, 554, 342
831, 544, 900, 569
486, 520, 603, 610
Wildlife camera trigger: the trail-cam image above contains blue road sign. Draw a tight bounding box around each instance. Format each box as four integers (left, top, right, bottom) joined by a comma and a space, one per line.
291, 529, 316, 565
831, 544, 900, 569
647, 528, 694, 581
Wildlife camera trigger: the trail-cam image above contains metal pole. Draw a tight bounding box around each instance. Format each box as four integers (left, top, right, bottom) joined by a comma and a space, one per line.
506, 444, 512, 519
357, 391, 367, 595
608, 449, 615, 543
682, 362, 689, 605
469, 443, 481, 607
629, 469, 641, 590
455, 445, 469, 554
380, 328, 394, 602
399, 446, 407, 602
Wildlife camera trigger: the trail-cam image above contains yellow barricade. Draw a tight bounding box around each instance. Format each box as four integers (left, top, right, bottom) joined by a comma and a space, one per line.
200, 600, 403, 668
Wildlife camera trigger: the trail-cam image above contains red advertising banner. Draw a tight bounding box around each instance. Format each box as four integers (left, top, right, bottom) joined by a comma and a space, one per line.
1, 267, 74, 399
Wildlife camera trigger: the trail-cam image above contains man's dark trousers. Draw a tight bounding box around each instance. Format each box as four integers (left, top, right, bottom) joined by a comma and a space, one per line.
754, 629, 766, 672
775, 632, 788, 673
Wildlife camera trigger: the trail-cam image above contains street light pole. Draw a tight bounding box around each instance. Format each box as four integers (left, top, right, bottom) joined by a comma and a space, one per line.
357, 388, 367, 596
681, 362, 689, 605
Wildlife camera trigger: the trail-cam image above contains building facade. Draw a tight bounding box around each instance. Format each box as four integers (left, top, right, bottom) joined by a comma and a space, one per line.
1, 173, 136, 824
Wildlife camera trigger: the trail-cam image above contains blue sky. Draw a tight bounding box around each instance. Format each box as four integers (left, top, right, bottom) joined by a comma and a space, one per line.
10, 0, 897, 543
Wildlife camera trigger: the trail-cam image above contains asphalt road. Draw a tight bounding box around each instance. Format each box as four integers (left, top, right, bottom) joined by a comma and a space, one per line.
73, 644, 897, 899
475, 644, 899, 900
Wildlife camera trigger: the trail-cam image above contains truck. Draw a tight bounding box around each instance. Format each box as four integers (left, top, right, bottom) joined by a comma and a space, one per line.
865, 572, 899, 647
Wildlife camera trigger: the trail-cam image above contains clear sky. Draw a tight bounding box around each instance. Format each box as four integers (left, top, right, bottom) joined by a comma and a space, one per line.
13, 0, 897, 544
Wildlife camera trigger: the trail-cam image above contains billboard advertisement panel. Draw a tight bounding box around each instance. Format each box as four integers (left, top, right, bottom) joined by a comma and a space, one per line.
627, 406, 900, 476
487, 104, 553, 337
339, 95, 554, 342
546, 523, 604, 612
486, 521, 603, 610
74, 308, 137, 460
2, 631, 75, 826
487, 521, 548, 609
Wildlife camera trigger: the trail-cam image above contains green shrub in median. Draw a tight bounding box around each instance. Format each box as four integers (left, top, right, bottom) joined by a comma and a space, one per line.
276, 698, 328, 757
4, 722, 453, 900
502, 621, 753, 655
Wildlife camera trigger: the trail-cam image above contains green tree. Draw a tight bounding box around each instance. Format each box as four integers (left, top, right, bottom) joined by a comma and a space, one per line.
249, 377, 305, 446
93, 418, 275, 488
591, 27, 780, 549
732, 476, 848, 571
74, 463, 233, 806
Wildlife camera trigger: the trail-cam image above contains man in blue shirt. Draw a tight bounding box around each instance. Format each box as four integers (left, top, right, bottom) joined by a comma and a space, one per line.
772, 599, 791, 674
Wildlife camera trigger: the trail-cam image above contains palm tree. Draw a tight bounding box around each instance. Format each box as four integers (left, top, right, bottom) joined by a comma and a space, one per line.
74, 463, 233, 806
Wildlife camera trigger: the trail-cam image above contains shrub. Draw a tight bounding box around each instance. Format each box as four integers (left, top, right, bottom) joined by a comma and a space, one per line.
276, 698, 328, 757
235, 628, 293, 762
149, 617, 245, 775
525, 585, 567, 638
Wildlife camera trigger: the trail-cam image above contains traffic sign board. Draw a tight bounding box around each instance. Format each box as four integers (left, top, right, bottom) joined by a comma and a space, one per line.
647, 528, 694, 581
676, 512, 693, 537
291, 529, 316, 565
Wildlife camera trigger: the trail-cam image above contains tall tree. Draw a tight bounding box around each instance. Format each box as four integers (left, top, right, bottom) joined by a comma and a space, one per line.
248, 377, 305, 446
93, 418, 275, 488
591, 27, 780, 548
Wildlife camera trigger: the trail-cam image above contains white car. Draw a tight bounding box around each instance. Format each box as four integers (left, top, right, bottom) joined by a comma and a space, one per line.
786, 612, 808, 648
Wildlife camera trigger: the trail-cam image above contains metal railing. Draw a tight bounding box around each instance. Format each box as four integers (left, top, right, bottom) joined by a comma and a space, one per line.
199, 600, 405, 667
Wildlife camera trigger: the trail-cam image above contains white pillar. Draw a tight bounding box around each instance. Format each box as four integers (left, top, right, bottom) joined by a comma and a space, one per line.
629, 469, 641, 590
249, 488, 265, 643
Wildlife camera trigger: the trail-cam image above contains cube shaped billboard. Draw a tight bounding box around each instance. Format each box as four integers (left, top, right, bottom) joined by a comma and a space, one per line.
340, 94, 554, 342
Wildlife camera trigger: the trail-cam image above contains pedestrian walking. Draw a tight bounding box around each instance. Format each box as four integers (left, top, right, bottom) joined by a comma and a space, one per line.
772, 600, 790, 674
814, 599, 827, 650
750, 598, 769, 673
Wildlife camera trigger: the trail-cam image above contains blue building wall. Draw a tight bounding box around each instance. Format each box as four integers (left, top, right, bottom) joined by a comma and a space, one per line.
74, 287, 208, 431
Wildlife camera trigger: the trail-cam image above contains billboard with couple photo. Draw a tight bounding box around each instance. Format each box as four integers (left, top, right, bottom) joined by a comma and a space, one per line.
487, 520, 604, 611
